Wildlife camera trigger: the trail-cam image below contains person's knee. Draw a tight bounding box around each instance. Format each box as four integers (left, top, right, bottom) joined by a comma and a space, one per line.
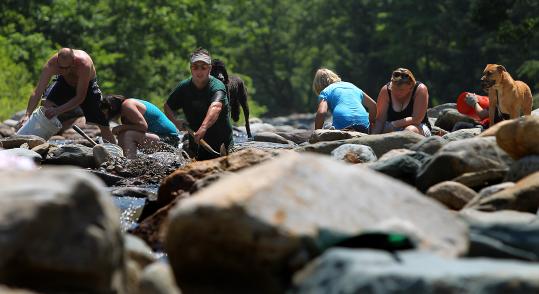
404, 125, 421, 134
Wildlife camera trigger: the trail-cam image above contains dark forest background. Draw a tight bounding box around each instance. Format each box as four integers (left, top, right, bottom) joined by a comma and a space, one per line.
1, 0, 538, 120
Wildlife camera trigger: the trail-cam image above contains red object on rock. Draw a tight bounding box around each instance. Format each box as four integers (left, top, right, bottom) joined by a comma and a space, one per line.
456, 92, 489, 121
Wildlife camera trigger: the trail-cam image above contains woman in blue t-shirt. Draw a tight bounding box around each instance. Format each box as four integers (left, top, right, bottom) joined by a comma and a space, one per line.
312, 68, 376, 133
101, 94, 179, 158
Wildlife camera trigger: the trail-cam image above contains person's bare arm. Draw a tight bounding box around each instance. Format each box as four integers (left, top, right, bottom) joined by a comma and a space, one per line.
98, 125, 116, 144
112, 100, 148, 135
164, 103, 185, 131
474, 103, 489, 120
372, 86, 389, 134
315, 99, 328, 129
194, 101, 223, 143
362, 92, 377, 126
391, 84, 429, 128
45, 59, 92, 119
17, 58, 56, 128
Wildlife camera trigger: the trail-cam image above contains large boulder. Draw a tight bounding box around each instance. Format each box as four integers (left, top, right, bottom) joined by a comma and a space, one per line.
308, 129, 366, 144
465, 171, 539, 213
460, 209, 539, 261
434, 109, 476, 132
493, 116, 539, 159
0, 168, 126, 293
505, 155, 539, 182
416, 137, 512, 192
0, 135, 46, 149
410, 135, 448, 155
426, 181, 477, 210
44, 144, 95, 168
330, 144, 377, 163
292, 248, 539, 294
165, 153, 468, 292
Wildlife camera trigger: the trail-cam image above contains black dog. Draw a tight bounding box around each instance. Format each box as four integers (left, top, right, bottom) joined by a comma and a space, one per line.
211, 59, 252, 138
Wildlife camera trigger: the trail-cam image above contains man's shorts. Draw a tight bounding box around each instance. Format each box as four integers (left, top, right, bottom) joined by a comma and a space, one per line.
44, 75, 109, 126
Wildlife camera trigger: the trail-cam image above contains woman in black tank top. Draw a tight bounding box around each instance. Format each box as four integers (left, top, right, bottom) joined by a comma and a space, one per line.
371, 68, 431, 136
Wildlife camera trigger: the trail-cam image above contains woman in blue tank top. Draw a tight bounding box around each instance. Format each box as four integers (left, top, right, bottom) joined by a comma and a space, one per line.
312, 68, 377, 133
101, 94, 179, 158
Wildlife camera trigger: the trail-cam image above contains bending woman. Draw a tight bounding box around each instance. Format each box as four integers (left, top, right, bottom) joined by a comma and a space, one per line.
371, 68, 431, 136
313, 68, 376, 133
101, 95, 179, 158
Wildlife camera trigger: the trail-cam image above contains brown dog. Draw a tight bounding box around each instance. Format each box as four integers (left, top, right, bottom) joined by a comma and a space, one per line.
481, 64, 533, 127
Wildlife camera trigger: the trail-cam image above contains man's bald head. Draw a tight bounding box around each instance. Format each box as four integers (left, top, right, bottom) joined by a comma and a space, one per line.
58, 48, 74, 64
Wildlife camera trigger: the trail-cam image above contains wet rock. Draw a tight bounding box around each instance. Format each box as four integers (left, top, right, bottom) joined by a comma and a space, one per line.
368, 152, 430, 186
253, 132, 293, 144
426, 181, 478, 210
88, 170, 125, 186
0, 123, 15, 138
140, 149, 279, 223
416, 137, 512, 192
465, 171, 539, 213
0, 135, 46, 149
410, 135, 448, 155
233, 140, 296, 153
308, 129, 366, 144
505, 155, 539, 182
494, 116, 539, 159
478, 182, 515, 198
427, 102, 456, 119
112, 187, 156, 199
274, 130, 313, 144
124, 234, 156, 268
44, 144, 95, 168
460, 209, 539, 261
0, 167, 125, 293
435, 109, 476, 132
298, 131, 424, 157
330, 144, 377, 163
263, 113, 314, 129
292, 248, 539, 294
452, 168, 508, 191
165, 153, 468, 292
30, 143, 50, 157
442, 127, 482, 141
138, 262, 182, 294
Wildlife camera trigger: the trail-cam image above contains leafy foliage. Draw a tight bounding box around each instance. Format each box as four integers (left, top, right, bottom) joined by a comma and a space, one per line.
0, 0, 537, 120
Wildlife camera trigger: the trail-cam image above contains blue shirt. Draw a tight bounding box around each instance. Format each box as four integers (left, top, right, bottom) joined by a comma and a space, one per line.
318, 81, 369, 129
134, 99, 178, 137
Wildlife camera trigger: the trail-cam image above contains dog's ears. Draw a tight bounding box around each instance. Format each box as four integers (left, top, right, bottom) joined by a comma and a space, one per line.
496, 65, 507, 72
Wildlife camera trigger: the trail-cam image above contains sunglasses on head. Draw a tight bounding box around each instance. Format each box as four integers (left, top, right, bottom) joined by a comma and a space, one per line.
392, 71, 410, 79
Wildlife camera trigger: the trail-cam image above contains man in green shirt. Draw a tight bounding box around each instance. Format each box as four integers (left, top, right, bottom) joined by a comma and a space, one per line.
164, 47, 233, 160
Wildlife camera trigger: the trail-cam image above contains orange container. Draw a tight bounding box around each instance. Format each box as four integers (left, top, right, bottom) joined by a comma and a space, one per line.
456, 92, 489, 121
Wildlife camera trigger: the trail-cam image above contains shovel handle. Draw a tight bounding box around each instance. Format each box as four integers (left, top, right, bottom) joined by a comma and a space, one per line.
72, 125, 98, 146
183, 125, 221, 157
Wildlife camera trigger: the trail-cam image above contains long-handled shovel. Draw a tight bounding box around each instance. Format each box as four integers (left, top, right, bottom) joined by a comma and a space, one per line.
183, 125, 223, 157
72, 125, 98, 146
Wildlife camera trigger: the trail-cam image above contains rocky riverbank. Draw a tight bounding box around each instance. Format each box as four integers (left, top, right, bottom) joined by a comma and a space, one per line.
1, 105, 539, 293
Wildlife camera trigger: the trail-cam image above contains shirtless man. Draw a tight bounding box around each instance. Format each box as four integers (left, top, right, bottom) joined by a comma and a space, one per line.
17, 48, 115, 143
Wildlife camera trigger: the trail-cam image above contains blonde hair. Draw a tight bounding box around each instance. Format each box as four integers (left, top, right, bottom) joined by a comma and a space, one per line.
312, 68, 341, 95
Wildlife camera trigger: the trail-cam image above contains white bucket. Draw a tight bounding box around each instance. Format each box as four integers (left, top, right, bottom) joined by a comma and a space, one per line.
16, 107, 62, 140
